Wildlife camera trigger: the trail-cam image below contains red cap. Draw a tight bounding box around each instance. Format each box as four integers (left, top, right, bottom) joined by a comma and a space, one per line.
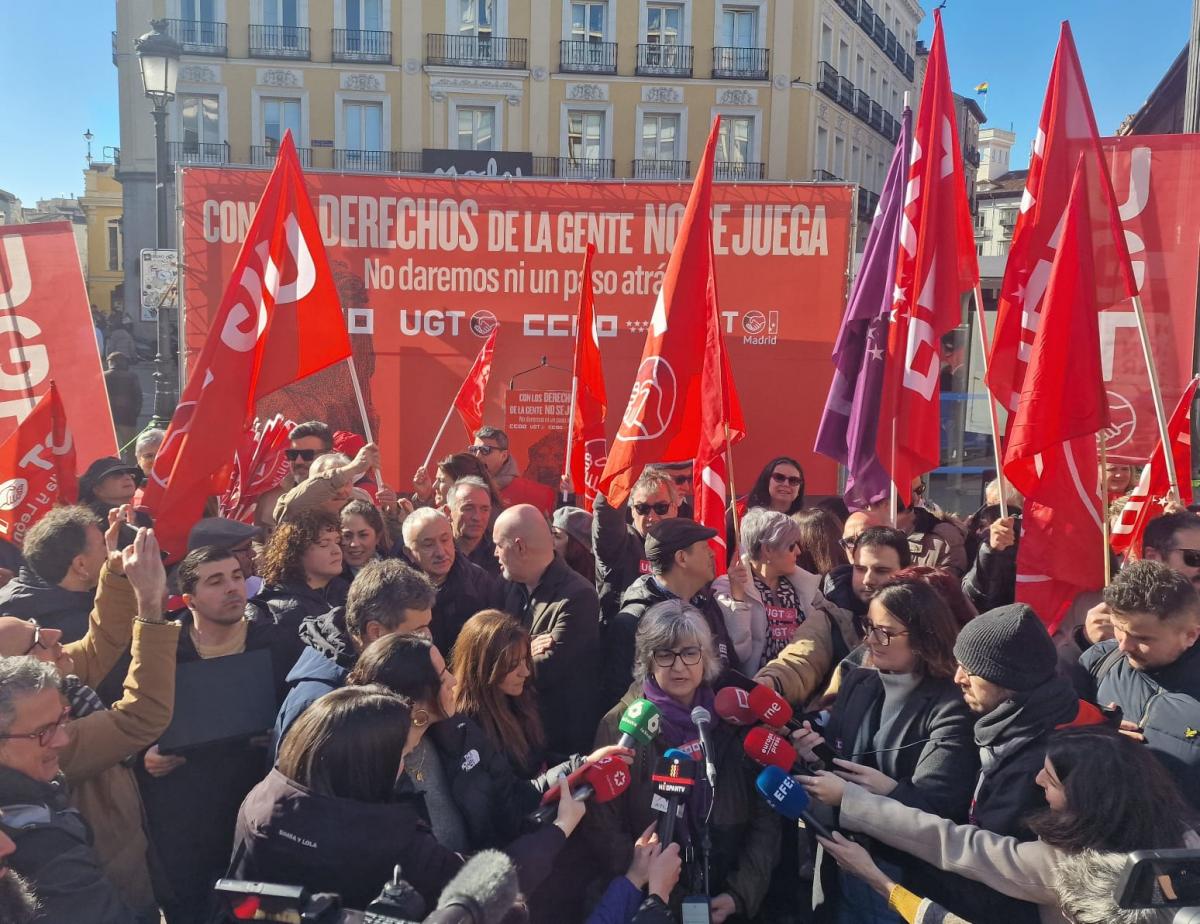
748, 684, 794, 728
743, 726, 797, 772
584, 756, 633, 803
715, 686, 756, 726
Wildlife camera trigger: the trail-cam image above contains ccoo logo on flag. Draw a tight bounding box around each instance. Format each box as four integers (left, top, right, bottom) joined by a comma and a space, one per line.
617, 356, 677, 442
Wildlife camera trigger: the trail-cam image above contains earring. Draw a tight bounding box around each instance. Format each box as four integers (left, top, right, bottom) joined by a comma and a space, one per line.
412, 708, 430, 728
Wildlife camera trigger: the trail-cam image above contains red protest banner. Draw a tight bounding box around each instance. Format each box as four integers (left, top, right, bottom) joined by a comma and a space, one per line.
0, 222, 116, 471
0, 383, 76, 546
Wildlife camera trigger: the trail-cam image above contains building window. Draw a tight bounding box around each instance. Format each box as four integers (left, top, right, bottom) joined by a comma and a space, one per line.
344, 101, 383, 151
641, 112, 681, 161
720, 6, 757, 47
456, 105, 496, 150
345, 0, 382, 29
820, 22, 832, 63
107, 220, 121, 273
263, 97, 301, 148
263, 0, 299, 25
646, 3, 682, 45
716, 114, 754, 164
180, 93, 220, 148
567, 109, 606, 162
838, 38, 849, 75
570, 1, 606, 41
855, 53, 865, 87
869, 65, 877, 97
457, 0, 494, 36
833, 134, 846, 179
864, 151, 874, 190
850, 143, 860, 182
816, 125, 829, 173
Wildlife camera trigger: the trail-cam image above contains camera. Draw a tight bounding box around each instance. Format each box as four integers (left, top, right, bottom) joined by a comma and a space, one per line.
1117, 850, 1200, 924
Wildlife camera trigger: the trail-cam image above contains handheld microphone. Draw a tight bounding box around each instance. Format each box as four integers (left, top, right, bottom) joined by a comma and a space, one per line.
651, 750, 697, 846
528, 756, 631, 823
714, 686, 756, 726
423, 850, 518, 924
743, 726, 804, 773
747, 684, 796, 729
617, 698, 662, 749
690, 706, 718, 789
755, 766, 834, 840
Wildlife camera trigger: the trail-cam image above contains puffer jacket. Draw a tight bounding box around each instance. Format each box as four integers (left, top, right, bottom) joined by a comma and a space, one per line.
250, 578, 349, 671
272, 607, 357, 760
60, 565, 180, 918
0, 566, 95, 641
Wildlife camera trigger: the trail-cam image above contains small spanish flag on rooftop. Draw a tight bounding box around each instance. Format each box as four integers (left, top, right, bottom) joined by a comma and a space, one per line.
975, 82, 989, 94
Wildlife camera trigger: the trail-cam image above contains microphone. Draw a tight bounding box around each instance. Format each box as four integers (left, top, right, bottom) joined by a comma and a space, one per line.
714, 686, 756, 726
617, 698, 662, 749
755, 766, 834, 840
650, 750, 697, 846
747, 684, 797, 730
743, 726, 805, 774
527, 756, 631, 823
423, 850, 518, 924
690, 706, 718, 789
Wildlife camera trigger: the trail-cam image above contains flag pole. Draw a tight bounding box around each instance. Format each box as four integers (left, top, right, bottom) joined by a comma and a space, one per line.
1100, 430, 1112, 586
421, 402, 457, 474
889, 419, 898, 527
1131, 293, 1181, 502
562, 374, 579, 504
971, 285, 1010, 519
345, 355, 384, 487
724, 422, 741, 549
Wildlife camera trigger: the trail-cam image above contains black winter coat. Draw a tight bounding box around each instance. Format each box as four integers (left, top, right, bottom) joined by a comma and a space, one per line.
0, 567, 95, 642
820, 565, 868, 619
592, 492, 649, 622
429, 552, 505, 654
249, 577, 349, 670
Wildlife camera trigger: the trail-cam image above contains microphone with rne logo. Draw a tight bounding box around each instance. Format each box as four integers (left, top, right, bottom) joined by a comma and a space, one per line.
650, 749, 698, 846
747, 684, 797, 730
617, 698, 662, 750
528, 756, 631, 823
714, 686, 756, 726
754, 766, 833, 840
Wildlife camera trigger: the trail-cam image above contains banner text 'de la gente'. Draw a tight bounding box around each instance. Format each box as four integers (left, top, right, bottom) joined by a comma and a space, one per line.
182, 171, 854, 495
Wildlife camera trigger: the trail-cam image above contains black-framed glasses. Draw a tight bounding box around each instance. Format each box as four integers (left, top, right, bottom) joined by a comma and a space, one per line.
284, 449, 317, 462
838, 536, 858, 552
1173, 548, 1200, 568
633, 501, 672, 516
468, 445, 496, 457
652, 647, 703, 668
771, 472, 803, 487
0, 705, 70, 747
22, 620, 48, 657
866, 624, 909, 647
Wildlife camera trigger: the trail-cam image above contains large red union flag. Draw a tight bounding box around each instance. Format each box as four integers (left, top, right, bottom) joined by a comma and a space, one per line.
567, 244, 608, 511
453, 328, 498, 439
875, 10, 978, 504
142, 132, 352, 559
0, 382, 76, 546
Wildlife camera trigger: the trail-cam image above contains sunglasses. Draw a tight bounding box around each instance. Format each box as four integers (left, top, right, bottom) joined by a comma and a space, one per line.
1174, 548, 1200, 568
633, 501, 672, 516
0, 705, 70, 747
468, 445, 497, 457
771, 472, 803, 487
285, 449, 318, 462
838, 537, 858, 552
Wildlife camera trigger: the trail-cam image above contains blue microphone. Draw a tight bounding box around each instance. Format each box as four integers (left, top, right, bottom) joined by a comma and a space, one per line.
755, 766, 833, 839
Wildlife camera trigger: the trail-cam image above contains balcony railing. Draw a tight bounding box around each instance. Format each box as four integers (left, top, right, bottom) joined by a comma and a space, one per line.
836, 75, 855, 108
636, 43, 693, 77
332, 29, 391, 63
395, 152, 424, 173
560, 39, 617, 73
532, 156, 616, 179
902, 52, 914, 80
249, 24, 310, 59
858, 1, 874, 27
334, 149, 404, 172
712, 46, 769, 80
426, 33, 528, 69
167, 141, 228, 165
871, 14, 888, 48
836, 0, 859, 16
632, 159, 690, 180
882, 111, 898, 142
884, 31, 897, 59
714, 161, 765, 181
853, 87, 872, 120
869, 100, 884, 132
163, 18, 227, 56
813, 169, 842, 182
252, 144, 312, 168
858, 187, 881, 219
818, 61, 839, 101
965, 147, 981, 167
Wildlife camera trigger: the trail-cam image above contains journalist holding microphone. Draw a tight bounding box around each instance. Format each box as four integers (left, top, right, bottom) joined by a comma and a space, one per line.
588, 600, 780, 923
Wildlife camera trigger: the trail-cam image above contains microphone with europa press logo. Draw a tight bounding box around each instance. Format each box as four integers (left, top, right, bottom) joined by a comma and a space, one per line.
617, 698, 662, 750
755, 766, 834, 840
528, 756, 631, 823
651, 748, 698, 846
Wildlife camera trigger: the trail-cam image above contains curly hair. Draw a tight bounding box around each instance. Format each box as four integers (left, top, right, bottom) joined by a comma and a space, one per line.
1103, 559, 1200, 623
260, 509, 341, 587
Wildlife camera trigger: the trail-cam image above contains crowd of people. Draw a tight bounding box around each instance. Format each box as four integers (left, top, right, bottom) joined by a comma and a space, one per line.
0, 426, 1196, 924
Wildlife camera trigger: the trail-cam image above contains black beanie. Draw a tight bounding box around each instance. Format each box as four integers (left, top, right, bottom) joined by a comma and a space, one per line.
952, 604, 1057, 691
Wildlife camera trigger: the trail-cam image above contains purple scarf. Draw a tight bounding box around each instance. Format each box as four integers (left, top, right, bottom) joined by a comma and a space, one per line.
641, 679, 716, 750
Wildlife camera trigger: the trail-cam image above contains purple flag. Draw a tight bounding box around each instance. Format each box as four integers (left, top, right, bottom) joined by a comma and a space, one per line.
814, 108, 912, 510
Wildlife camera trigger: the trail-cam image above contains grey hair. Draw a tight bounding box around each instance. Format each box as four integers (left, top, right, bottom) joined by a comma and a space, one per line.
984, 478, 1023, 509
741, 507, 802, 562
135, 428, 166, 455
631, 468, 678, 506
402, 507, 452, 549
0, 657, 61, 737
632, 601, 721, 686
310, 452, 352, 478
447, 476, 490, 511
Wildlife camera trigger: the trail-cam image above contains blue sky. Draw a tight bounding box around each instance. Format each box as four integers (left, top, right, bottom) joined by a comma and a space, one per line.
0, 2, 1190, 203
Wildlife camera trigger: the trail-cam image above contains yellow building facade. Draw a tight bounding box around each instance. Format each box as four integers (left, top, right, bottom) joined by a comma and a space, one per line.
79, 162, 124, 316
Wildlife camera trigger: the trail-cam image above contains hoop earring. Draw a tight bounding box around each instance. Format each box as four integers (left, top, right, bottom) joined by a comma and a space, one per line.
412, 708, 430, 728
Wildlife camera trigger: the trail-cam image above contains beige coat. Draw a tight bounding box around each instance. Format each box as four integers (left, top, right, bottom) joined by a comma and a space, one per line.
750, 600, 861, 711
61, 565, 180, 915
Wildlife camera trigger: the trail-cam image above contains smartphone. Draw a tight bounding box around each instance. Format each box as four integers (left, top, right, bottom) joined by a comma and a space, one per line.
681, 896, 712, 924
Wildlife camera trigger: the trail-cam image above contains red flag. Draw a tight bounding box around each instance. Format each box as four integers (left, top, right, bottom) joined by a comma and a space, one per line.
566, 244, 608, 511
986, 22, 1136, 415
0, 382, 76, 547
453, 328, 498, 439
1003, 164, 1109, 631
599, 119, 726, 507
142, 132, 352, 560
1112, 376, 1199, 557
876, 10, 978, 504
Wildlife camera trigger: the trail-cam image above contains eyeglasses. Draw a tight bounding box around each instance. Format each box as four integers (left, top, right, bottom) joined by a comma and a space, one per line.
284, 449, 318, 462
771, 472, 804, 487
1173, 548, 1200, 568
633, 501, 672, 516
468, 445, 496, 457
23, 620, 48, 657
652, 647, 703, 668
866, 624, 909, 647
0, 706, 71, 747
838, 536, 859, 552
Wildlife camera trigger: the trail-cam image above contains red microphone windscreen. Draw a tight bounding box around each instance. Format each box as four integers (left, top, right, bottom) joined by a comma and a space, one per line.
584, 756, 633, 803
748, 684, 794, 728
715, 687, 756, 726
539, 762, 590, 807
743, 726, 797, 772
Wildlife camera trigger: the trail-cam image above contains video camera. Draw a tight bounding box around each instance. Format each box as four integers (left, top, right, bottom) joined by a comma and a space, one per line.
1117, 850, 1200, 924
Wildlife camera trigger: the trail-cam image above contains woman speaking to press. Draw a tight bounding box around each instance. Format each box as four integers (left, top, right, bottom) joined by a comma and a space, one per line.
589, 601, 780, 924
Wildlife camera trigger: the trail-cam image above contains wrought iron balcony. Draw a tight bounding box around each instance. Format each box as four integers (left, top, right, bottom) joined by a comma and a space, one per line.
712, 46, 769, 80
333, 29, 391, 63
869, 100, 885, 132
858, 187, 881, 219
858, 1, 875, 28
965, 147, 981, 167
166, 141, 228, 165
334, 149, 404, 172
251, 144, 312, 168
249, 24, 310, 59
635, 43, 693, 77
163, 19, 227, 56
882, 111, 898, 142
871, 14, 888, 49
813, 169, 842, 182
560, 40, 617, 74
632, 159, 690, 180
903, 52, 914, 80
884, 31, 897, 60
853, 88, 872, 120
714, 161, 765, 181
836, 0, 859, 16
818, 61, 839, 101
395, 152, 424, 173
836, 75, 855, 108
532, 156, 616, 179
426, 33, 527, 69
